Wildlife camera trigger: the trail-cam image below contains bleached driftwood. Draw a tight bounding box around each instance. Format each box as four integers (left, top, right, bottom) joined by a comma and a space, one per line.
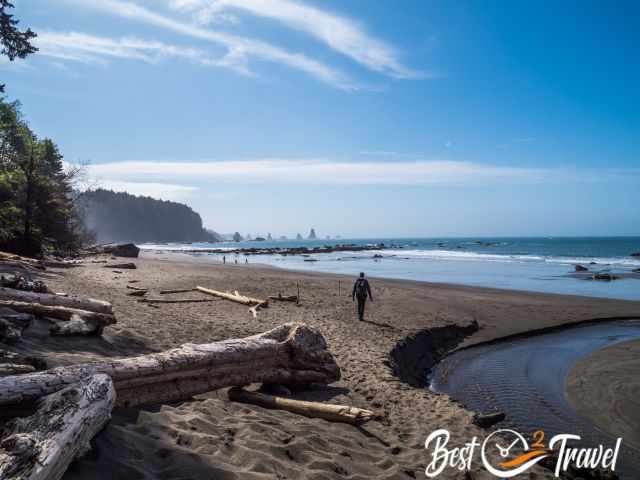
196, 286, 268, 307
228, 387, 375, 425
42, 259, 82, 269
0, 374, 115, 480
0, 323, 340, 408
0, 301, 116, 336
197, 286, 268, 317
0, 252, 44, 270
0, 287, 112, 314
0, 300, 115, 325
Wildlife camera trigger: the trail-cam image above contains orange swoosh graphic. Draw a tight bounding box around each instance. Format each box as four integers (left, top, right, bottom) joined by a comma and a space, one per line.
499, 449, 547, 468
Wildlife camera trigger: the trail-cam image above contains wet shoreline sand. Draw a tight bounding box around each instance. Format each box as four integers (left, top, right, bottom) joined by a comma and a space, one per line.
14, 251, 640, 479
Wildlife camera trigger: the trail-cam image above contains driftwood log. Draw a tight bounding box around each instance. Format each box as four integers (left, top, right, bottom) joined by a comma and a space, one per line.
0, 301, 116, 336
0, 374, 115, 480
196, 286, 268, 307
269, 294, 298, 302
0, 351, 45, 378
127, 290, 147, 297
0, 287, 112, 314
228, 387, 375, 425
0, 323, 340, 408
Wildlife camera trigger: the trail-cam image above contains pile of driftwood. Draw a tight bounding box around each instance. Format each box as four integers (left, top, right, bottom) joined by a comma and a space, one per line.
0, 323, 373, 480
0, 287, 116, 337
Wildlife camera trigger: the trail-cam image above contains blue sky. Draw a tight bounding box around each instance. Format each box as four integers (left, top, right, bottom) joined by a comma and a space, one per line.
3, 0, 639, 237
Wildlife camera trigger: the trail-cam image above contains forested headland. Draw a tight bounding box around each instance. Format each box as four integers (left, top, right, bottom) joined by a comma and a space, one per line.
78, 189, 219, 244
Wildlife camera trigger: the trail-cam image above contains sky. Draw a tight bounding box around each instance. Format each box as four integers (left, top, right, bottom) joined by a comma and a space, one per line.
3, 0, 639, 238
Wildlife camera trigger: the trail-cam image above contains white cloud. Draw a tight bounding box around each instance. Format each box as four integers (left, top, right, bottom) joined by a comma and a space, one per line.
166, 0, 419, 78
63, 0, 356, 89
87, 159, 560, 186
90, 180, 199, 201
34, 31, 243, 71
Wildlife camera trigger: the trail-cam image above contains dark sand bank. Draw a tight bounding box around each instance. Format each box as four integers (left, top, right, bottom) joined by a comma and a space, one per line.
567, 338, 640, 452
5, 251, 640, 479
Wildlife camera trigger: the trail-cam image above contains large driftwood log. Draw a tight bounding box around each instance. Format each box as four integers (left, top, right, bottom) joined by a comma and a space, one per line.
0, 287, 112, 314
0, 300, 115, 324
0, 323, 340, 408
196, 286, 268, 307
0, 374, 115, 480
228, 387, 375, 425
0, 301, 116, 336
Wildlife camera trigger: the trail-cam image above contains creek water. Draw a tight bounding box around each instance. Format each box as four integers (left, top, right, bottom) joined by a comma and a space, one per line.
430, 320, 640, 478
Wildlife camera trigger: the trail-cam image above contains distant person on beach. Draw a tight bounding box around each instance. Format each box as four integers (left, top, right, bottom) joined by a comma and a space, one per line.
352, 272, 373, 321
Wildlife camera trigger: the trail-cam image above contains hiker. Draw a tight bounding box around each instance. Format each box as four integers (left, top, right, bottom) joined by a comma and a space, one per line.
223, 255, 226, 264
352, 272, 373, 321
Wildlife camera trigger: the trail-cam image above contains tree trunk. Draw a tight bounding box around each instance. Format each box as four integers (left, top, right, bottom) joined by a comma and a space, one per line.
0, 374, 115, 480
0, 323, 340, 408
0, 287, 113, 314
196, 286, 268, 307
228, 387, 375, 425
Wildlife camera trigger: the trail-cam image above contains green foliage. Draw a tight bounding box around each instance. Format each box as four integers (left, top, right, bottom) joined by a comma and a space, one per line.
0, 1, 37, 92
0, 97, 84, 256
78, 189, 218, 244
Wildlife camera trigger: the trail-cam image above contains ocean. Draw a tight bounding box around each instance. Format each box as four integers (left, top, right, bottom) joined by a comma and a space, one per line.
140, 237, 640, 301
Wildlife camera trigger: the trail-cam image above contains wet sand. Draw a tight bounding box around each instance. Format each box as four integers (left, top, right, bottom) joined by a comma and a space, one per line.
566, 338, 640, 451
8, 251, 640, 479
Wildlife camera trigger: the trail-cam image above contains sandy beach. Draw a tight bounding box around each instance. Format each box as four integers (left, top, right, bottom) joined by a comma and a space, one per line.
566, 338, 640, 452
7, 251, 640, 479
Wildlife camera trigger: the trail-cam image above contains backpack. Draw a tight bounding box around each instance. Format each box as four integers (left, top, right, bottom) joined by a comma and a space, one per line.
355, 279, 368, 297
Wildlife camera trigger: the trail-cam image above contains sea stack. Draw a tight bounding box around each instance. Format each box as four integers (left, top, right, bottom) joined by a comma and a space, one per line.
308, 228, 317, 240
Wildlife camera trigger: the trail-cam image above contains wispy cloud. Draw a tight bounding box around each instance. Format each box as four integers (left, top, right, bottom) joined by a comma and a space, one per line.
86, 159, 573, 186
62, 0, 356, 89
166, 0, 420, 78
90, 180, 198, 201
34, 31, 231, 68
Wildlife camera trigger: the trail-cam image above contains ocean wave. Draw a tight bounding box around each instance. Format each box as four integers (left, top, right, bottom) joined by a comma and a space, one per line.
378, 249, 640, 267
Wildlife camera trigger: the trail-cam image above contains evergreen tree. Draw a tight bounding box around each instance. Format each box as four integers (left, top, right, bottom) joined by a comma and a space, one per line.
0, 1, 37, 92
0, 98, 82, 255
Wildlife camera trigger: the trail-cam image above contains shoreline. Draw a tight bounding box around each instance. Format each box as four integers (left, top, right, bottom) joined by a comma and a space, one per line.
142, 247, 640, 302
146, 249, 640, 303
11, 251, 640, 479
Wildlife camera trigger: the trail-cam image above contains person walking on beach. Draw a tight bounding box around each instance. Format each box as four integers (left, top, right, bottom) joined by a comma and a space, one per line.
352, 272, 373, 321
